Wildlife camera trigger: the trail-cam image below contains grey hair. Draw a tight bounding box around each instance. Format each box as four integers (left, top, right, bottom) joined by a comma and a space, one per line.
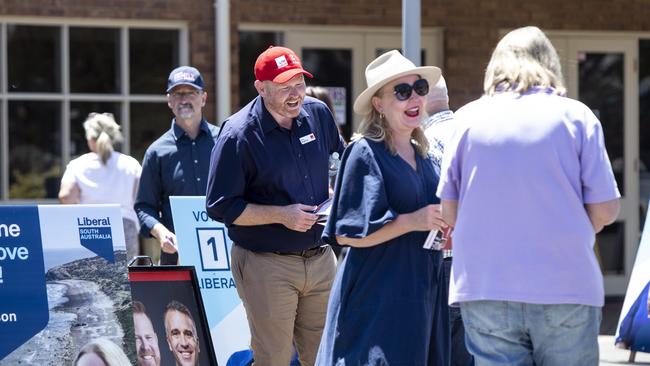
83, 112, 123, 165
164, 300, 198, 339
427, 75, 448, 104
484, 26, 566, 96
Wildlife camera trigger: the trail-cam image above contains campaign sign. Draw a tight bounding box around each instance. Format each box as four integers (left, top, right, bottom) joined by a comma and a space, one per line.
170, 196, 250, 366
0, 206, 48, 360
129, 266, 218, 366
0, 204, 135, 365
616, 201, 650, 352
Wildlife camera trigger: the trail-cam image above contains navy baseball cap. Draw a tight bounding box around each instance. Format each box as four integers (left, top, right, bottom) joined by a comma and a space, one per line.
166, 66, 204, 92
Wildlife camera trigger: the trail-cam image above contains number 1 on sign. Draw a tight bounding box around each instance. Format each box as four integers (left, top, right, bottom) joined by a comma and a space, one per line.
196, 228, 230, 271
207, 236, 219, 262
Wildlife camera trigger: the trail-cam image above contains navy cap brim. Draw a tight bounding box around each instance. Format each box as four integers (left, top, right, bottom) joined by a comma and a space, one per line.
166, 82, 204, 93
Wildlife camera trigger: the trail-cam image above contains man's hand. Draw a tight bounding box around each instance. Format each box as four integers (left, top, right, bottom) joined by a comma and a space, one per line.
280, 204, 319, 232
151, 223, 178, 254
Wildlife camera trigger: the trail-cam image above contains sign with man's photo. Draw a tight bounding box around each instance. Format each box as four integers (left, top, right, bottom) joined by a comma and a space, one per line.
128, 265, 217, 366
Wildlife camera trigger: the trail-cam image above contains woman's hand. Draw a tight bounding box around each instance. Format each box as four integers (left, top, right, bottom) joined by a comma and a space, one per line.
338, 204, 448, 248
406, 204, 448, 232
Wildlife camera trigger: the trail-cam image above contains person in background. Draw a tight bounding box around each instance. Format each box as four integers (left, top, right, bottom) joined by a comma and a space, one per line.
306, 86, 346, 144
59, 112, 141, 261
206, 45, 344, 366
316, 50, 449, 365
305, 86, 336, 121
305, 86, 345, 180
438, 26, 620, 365
423, 75, 474, 366
133, 301, 162, 366
135, 66, 219, 265
73, 338, 131, 366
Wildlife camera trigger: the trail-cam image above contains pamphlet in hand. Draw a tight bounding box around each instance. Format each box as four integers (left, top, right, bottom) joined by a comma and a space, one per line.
422, 228, 446, 251
314, 197, 333, 222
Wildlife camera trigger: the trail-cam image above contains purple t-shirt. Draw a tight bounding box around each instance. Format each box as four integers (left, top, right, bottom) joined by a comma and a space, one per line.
437, 88, 620, 307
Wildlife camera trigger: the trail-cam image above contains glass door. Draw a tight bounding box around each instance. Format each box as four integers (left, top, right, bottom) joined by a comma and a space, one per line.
285, 31, 364, 140
285, 28, 443, 134
565, 38, 639, 295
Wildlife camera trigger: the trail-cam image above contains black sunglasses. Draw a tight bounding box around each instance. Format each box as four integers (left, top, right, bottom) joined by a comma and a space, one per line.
393, 78, 429, 101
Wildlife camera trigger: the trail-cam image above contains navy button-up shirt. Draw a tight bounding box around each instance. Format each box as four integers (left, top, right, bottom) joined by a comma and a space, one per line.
206, 96, 344, 252
135, 119, 220, 237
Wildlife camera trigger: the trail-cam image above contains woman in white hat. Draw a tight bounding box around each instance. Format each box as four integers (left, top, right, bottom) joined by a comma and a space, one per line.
317, 50, 450, 365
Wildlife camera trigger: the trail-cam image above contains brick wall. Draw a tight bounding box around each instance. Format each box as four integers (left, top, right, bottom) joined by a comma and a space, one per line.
0, 0, 217, 120
4, 0, 650, 113
236, 0, 650, 109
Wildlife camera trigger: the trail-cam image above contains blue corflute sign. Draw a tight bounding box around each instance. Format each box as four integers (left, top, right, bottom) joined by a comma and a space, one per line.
0, 206, 48, 360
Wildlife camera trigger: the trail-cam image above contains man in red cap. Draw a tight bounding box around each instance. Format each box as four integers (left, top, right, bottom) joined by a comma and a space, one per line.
206, 46, 344, 365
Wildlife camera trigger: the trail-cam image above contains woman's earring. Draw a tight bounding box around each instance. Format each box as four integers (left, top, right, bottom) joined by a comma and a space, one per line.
380, 113, 384, 120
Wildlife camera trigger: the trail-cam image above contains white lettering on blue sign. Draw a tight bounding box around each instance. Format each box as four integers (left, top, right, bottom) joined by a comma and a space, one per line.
0, 313, 18, 322
0, 223, 21, 238
0, 246, 29, 261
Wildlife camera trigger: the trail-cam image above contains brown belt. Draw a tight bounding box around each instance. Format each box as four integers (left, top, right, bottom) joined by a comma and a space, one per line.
274, 245, 327, 258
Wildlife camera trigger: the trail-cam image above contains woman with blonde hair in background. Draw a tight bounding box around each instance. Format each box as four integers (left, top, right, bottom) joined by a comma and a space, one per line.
59, 112, 142, 260
73, 338, 132, 366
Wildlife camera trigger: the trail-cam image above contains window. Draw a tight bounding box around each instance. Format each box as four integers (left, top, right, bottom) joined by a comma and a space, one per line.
0, 20, 185, 201
8, 25, 61, 92
238, 31, 283, 107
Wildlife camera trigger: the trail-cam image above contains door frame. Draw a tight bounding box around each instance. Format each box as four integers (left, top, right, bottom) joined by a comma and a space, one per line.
549, 32, 639, 295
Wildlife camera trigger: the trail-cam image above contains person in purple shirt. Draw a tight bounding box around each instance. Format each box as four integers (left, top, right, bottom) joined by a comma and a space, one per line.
206, 46, 344, 366
437, 26, 621, 366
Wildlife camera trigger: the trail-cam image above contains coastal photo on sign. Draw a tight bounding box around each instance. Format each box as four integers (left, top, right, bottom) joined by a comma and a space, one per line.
0, 205, 135, 365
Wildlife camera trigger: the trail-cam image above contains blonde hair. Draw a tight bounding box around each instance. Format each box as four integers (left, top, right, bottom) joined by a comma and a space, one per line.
74, 338, 131, 366
355, 87, 429, 158
484, 26, 566, 96
83, 112, 123, 165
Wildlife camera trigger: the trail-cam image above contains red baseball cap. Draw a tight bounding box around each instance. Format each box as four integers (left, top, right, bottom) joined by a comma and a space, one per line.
254, 46, 314, 83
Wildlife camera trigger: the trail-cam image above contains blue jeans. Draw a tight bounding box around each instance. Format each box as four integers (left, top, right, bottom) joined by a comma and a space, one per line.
460, 301, 601, 366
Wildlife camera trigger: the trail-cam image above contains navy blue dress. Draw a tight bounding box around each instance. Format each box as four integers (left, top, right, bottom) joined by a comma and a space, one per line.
316, 138, 450, 366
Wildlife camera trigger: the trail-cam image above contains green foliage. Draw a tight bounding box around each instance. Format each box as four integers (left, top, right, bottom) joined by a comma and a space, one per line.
9, 165, 61, 199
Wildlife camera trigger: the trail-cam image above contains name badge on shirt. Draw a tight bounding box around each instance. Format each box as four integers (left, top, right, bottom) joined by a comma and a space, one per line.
299, 133, 316, 145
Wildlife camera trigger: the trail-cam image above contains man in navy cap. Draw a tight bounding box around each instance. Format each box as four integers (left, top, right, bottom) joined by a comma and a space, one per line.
135, 66, 220, 265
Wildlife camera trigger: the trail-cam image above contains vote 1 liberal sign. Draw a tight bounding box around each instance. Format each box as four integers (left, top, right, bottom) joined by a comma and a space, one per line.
170, 196, 250, 366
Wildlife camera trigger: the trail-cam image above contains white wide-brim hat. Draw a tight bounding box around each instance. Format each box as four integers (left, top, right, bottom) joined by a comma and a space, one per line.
353, 50, 441, 115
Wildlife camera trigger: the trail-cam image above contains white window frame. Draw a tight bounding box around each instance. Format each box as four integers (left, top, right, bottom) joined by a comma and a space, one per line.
0, 16, 189, 202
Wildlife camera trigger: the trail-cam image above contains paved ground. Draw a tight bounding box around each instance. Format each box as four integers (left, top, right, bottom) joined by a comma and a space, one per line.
599, 297, 650, 365
599, 335, 650, 365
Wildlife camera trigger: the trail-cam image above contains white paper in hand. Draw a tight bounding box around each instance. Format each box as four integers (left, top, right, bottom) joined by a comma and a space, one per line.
314, 198, 333, 222
423, 229, 445, 250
